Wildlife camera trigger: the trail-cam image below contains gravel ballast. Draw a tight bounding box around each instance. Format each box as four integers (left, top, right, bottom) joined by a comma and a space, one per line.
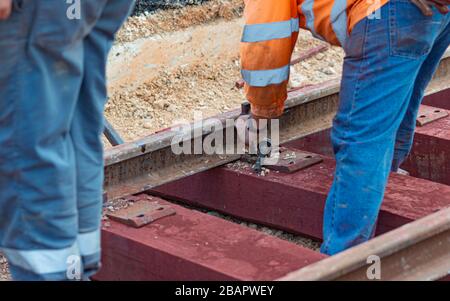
133, 0, 210, 15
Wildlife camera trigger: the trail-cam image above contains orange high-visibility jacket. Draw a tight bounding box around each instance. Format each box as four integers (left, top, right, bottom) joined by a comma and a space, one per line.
241, 0, 387, 118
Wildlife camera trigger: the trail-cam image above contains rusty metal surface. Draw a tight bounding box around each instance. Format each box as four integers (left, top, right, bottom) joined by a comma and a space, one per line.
104, 52, 450, 201
103, 80, 339, 200
279, 206, 450, 281
98, 48, 450, 281
107, 195, 176, 228
416, 106, 449, 127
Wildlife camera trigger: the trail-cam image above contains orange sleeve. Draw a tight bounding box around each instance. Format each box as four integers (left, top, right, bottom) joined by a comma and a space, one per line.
240, 0, 299, 118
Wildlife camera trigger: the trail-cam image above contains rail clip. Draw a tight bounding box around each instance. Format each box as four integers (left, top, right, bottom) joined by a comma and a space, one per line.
416, 106, 449, 127
243, 147, 323, 173
107, 197, 176, 228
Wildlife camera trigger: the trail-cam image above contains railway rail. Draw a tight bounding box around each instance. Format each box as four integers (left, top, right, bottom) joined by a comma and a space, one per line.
96, 48, 450, 281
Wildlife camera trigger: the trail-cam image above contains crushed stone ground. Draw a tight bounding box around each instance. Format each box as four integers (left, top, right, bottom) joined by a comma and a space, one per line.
0, 253, 10, 281
118, 0, 244, 43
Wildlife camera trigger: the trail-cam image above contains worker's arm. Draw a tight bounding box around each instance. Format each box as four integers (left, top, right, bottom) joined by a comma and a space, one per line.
0, 0, 12, 20
240, 0, 298, 119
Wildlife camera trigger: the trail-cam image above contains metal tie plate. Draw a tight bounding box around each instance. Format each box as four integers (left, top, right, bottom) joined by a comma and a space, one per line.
416, 106, 449, 127
107, 197, 176, 228
243, 147, 323, 173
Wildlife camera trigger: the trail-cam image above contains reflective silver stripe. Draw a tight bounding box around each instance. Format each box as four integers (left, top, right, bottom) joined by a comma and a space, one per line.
1, 230, 101, 275
242, 18, 299, 43
78, 229, 101, 257
331, 0, 348, 46
2, 243, 79, 274
301, 0, 325, 41
241, 64, 290, 87
291, 18, 300, 34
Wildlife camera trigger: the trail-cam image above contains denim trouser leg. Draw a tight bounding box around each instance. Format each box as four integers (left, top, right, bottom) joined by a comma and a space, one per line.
0, 1, 86, 280
71, 1, 136, 278
321, 1, 450, 255
0, 0, 134, 280
392, 21, 450, 171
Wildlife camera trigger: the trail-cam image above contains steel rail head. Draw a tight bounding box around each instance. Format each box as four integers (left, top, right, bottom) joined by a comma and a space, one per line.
278, 206, 450, 281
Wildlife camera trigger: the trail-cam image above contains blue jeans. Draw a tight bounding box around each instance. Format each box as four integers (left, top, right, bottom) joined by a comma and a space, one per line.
321, 0, 450, 255
0, 0, 134, 280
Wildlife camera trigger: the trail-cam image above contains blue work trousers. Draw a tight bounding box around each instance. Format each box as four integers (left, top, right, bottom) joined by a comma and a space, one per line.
321, 0, 450, 255
0, 0, 134, 280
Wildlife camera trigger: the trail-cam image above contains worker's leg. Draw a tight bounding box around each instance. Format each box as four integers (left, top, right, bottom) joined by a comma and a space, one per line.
321, 1, 448, 255
70, 0, 135, 278
392, 18, 450, 171
0, 1, 87, 280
